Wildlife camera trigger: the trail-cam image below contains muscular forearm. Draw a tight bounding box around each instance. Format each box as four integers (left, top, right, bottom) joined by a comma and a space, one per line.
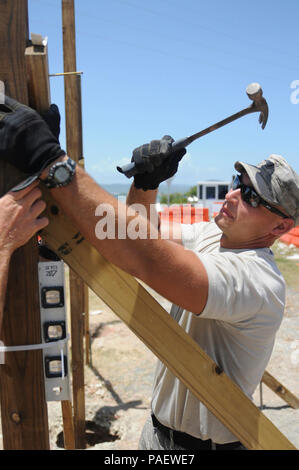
50, 165, 161, 278
45, 160, 208, 314
126, 183, 158, 207
126, 183, 182, 244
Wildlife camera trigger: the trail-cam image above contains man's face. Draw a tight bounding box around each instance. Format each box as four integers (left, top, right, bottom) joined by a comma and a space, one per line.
214, 173, 287, 248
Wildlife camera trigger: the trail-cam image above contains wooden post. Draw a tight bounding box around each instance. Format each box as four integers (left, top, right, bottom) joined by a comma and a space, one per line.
62, 0, 86, 449
25, 38, 76, 451
0, 0, 49, 450
79, 156, 90, 366
84, 283, 90, 365
61, 400, 76, 449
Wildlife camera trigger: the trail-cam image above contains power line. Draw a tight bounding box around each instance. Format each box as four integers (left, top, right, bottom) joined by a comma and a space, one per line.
111, 0, 299, 63
28, 0, 297, 82
77, 9, 299, 74
30, 0, 299, 73
72, 28, 289, 84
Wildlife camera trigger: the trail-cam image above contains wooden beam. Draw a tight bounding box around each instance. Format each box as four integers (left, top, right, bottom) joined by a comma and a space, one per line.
0, 0, 49, 450
26, 43, 51, 110
39, 194, 296, 450
25, 35, 76, 451
0, 0, 29, 103
61, 400, 76, 449
78, 158, 91, 366
262, 371, 299, 409
62, 0, 86, 449
62, 0, 83, 158
84, 283, 90, 365
68, 268, 85, 448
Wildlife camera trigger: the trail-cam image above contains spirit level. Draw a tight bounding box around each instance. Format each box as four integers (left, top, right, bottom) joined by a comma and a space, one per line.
38, 260, 71, 402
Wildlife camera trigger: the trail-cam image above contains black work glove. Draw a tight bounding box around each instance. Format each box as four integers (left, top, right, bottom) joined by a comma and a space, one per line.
0, 96, 65, 175
132, 135, 186, 191
40, 104, 61, 141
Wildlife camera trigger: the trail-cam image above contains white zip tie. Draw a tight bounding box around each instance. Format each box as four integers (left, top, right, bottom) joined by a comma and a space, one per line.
0, 334, 69, 353
0, 335, 69, 378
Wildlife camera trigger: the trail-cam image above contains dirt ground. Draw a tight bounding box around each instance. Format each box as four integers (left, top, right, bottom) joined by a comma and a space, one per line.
1, 243, 298, 450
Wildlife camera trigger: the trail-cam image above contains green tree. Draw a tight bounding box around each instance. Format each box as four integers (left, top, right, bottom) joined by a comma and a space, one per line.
160, 185, 198, 205
160, 192, 188, 204
185, 185, 197, 198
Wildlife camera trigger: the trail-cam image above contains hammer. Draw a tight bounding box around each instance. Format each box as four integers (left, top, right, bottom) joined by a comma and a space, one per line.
117, 82, 269, 178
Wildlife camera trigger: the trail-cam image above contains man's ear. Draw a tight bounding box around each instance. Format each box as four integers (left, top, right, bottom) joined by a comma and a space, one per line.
271, 218, 294, 237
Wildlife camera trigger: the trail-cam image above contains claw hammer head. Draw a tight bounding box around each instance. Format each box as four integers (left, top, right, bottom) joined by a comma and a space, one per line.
246, 82, 269, 129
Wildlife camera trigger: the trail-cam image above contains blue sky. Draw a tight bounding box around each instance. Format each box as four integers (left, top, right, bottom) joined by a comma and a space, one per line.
28, 0, 299, 185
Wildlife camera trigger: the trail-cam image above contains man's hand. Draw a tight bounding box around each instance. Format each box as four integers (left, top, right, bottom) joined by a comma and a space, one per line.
0, 182, 49, 255
131, 135, 186, 191
0, 96, 65, 175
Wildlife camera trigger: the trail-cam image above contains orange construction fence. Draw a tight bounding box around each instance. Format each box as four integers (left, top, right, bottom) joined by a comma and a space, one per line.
280, 227, 299, 248
159, 205, 209, 224
159, 207, 299, 245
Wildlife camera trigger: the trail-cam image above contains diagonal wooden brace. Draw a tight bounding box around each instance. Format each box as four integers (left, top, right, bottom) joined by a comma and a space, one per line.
261, 371, 299, 409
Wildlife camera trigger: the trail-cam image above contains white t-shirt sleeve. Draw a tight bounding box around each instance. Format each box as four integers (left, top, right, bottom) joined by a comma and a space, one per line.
199, 252, 264, 322
180, 222, 209, 248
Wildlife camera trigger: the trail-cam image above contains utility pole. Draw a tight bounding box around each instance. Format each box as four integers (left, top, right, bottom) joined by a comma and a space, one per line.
62, 0, 86, 449
0, 0, 49, 450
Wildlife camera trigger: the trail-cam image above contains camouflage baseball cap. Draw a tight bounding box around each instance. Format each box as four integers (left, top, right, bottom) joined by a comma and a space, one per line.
234, 155, 299, 225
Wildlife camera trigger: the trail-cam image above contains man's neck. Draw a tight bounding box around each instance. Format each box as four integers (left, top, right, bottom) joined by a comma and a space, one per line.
220, 233, 275, 250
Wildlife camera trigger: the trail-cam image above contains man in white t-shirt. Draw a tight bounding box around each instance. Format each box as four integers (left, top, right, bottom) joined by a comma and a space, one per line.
147, 220, 285, 449
1, 100, 299, 450
124, 142, 299, 450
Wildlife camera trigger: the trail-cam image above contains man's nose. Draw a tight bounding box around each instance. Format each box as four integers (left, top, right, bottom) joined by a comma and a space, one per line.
225, 187, 240, 202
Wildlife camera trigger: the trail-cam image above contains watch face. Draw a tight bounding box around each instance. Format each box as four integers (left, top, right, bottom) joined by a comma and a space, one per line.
54, 166, 70, 183
44, 158, 76, 188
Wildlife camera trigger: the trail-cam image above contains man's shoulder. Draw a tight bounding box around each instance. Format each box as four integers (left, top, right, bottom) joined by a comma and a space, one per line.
181, 221, 222, 250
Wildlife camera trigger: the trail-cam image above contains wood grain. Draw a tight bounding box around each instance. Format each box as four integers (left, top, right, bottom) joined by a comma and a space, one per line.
62, 0, 86, 449
262, 370, 299, 409
0, 0, 49, 450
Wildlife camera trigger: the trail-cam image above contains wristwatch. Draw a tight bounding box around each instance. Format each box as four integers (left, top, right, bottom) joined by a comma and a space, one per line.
42, 157, 76, 188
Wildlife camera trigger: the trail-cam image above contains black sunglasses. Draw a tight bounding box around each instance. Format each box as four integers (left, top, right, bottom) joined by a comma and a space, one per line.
232, 174, 289, 219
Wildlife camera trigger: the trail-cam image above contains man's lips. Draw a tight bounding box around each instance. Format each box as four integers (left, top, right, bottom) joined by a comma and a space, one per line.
220, 206, 234, 219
